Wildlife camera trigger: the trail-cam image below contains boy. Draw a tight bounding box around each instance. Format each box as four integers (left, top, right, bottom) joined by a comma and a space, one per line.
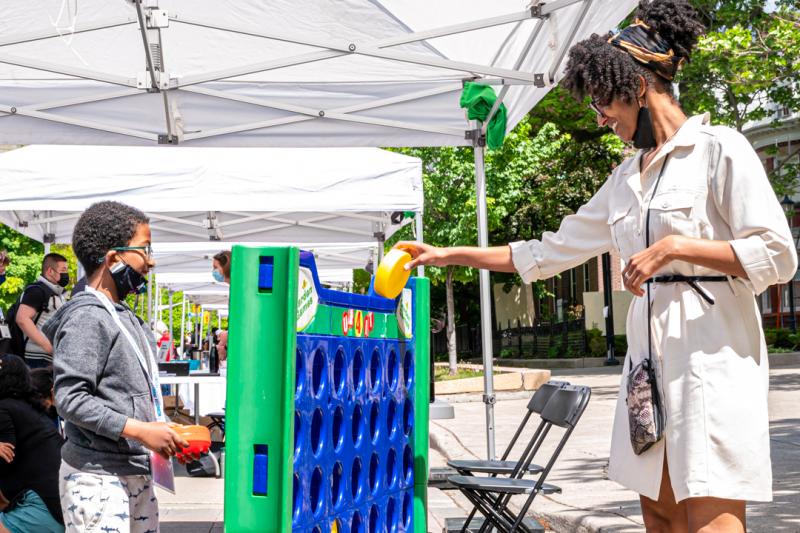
45, 201, 188, 533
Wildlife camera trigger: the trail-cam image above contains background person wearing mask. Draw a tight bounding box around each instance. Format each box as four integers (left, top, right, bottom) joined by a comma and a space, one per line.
212, 250, 231, 284
15, 254, 69, 369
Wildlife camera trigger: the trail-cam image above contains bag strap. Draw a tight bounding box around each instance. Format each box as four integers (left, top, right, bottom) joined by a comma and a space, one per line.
645, 154, 671, 367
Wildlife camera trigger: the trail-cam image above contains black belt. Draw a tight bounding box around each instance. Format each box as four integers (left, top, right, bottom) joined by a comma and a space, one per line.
645, 275, 733, 306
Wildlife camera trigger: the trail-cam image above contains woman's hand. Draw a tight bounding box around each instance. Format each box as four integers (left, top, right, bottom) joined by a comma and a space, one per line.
394, 242, 449, 270
622, 235, 679, 297
0, 442, 14, 463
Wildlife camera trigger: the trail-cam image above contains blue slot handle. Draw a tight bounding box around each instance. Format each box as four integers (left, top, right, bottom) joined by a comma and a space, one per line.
258, 256, 274, 292
253, 444, 268, 495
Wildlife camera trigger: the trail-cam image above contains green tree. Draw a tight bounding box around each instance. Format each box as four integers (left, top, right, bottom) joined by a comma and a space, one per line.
681, 0, 800, 192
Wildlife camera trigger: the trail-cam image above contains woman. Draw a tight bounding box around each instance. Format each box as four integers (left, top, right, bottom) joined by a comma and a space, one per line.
0, 354, 64, 533
212, 250, 232, 284
397, 1, 796, 531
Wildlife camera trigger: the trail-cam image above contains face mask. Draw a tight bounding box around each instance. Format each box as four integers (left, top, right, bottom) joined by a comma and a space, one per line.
57, 272, 70, 288
632, 105, 657, 149
212, 270, 225, 283
110, 260, 148, 298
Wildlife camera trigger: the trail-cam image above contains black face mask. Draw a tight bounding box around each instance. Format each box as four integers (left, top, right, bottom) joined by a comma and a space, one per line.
110, 261, 147, 298
57, 272, 70, 288
632, 105, 657, 149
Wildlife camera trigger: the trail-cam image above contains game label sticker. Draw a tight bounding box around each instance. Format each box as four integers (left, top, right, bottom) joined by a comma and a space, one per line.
297, 267, 319, 331
397, 288, 413, 338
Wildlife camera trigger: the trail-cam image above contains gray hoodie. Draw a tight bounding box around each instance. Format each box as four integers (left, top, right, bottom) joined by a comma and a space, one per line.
44, 291, 158, 476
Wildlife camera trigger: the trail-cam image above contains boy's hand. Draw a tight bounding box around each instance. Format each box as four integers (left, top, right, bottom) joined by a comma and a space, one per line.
0, 442, 14, 463
123, 420, 189, 460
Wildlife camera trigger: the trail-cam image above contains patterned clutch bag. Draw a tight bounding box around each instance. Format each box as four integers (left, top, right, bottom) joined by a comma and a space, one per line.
626, 357, 664, 455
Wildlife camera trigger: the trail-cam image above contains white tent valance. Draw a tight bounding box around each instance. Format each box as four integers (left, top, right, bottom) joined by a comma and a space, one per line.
0, 145, 422, 245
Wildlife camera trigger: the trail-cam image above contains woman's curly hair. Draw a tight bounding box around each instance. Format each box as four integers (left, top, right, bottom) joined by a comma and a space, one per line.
561, 0, 705, 105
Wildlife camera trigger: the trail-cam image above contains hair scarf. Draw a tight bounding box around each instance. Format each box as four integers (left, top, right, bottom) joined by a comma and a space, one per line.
607, 19, 685, 81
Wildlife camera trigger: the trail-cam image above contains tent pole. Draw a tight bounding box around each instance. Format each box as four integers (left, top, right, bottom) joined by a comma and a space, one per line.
473, 126, 496, 460
180, 295, 187, 358
415, 212, 424, 277
147, 272, 153, 328
168, 290, 174, 359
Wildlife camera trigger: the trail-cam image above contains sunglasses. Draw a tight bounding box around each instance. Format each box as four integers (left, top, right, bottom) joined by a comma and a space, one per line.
589, 97, 609, 118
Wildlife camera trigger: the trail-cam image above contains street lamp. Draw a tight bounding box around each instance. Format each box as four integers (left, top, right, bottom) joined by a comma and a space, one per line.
780, 195, 797, 332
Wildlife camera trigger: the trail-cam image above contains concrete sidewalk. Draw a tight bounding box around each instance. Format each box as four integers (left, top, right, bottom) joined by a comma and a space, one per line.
427, 363, 800, 533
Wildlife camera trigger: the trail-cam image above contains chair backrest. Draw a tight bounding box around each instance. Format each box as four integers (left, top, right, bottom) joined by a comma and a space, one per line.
540, 385, 591, 429
526, 380, 569, 414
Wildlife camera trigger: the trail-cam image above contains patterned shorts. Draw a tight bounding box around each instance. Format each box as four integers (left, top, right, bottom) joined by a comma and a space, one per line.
59, 461, 159, 533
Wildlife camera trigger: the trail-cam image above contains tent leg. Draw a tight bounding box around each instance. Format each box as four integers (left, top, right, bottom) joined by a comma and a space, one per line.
180, 295, 187, 358
378, 236, 385, 261
168, 290, 174, 360
474, 137, 496, 460
147, 272, 153, 328
415, 212, 425, 277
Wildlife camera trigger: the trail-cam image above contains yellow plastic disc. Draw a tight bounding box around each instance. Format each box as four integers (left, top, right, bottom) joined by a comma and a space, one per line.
374, 248, 412, 299
331, 519, 339, 533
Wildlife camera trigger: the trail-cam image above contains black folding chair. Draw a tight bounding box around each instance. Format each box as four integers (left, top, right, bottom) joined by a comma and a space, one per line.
447, 380, 570, 478
446, 381, 569, 533
448, 384, 592, 533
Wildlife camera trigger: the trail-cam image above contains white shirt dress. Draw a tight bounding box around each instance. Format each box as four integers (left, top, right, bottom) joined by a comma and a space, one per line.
510, 114, 797, 502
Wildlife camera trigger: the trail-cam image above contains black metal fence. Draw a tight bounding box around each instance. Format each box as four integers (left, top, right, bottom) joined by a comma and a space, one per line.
432, 319, 587, 359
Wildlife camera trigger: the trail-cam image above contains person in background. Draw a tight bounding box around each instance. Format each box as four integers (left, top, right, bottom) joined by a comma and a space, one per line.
0, 354, 64, 533
15, 254, 69, 369
0, 251, 9, 287
44, 201, 190, 533
216, 329, 228, 364
212, 250, 231, 284
29, 367, 59, 429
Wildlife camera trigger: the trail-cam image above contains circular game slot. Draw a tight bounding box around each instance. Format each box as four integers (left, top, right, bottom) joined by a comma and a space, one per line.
333, 346, 347, 398
369, 452, 380, 495
403, 398, 414, 437
386, 496, 397, 533
331, 461, 345, 509
310, 466, 323, 516
386, 400, 397, 439
292, 474, 301, 524
402, 491, 412, 528
403, 444, 414, 484
351, 457, 364, 503
385, 447, 398, 489
332, 405, 345, 452
369, 347, 382, 394
387, 348, 399, 391
352, 403, 365, 448
369, 400, 381, 443
311, 348, 327, 399
368, 505, 380, 533
293, 411, 302, 462
311, 527, 321, 533
295, 348, 305, 398
352, 348, 365, 395
403, 350, 414, 390
311, 408, 325, 457
352, 511, 364, 533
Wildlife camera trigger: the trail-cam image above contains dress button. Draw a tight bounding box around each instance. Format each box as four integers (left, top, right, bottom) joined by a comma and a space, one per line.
662, 201, 669, 208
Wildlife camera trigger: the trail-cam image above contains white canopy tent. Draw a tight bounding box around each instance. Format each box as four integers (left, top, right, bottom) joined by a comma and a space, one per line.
0, 145, 422, 247
0, 0, 637, 457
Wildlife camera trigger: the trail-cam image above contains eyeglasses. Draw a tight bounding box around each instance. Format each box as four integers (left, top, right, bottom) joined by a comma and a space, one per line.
589, 97, 608, 118
112, 245, 153, 259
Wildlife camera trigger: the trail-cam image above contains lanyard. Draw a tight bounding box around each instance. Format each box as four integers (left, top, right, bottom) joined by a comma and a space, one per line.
86, 287, 165, 421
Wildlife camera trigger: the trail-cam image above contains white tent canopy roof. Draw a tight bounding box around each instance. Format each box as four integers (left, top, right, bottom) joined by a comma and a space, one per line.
0, 0, 636, 147
0, 145, 422, 245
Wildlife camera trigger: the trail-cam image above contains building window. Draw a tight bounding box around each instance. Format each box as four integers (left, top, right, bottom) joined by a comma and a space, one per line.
570, 268, 577, 302
762, 289, 772, 313
583, 262, 591, 292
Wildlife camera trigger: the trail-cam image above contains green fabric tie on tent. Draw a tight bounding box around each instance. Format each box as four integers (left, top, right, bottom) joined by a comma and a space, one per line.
459, 81, 507, 150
